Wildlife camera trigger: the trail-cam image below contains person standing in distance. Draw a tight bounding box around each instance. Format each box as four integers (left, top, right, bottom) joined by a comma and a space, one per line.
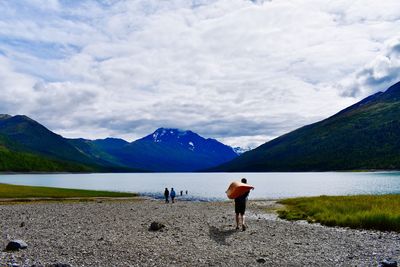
235, 178, 250, 231
164, 188, 170, 203
170, 188, 176, 203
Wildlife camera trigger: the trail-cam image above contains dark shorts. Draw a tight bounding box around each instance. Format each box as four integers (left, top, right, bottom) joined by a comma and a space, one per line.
235, 201, 246, 215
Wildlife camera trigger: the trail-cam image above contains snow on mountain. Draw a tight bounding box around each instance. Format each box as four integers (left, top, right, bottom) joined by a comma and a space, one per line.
233, 146, 252, 155
124, 127, 239, 171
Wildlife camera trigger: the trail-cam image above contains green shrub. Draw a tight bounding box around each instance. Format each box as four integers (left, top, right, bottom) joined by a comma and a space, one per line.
277, 195, 400, 232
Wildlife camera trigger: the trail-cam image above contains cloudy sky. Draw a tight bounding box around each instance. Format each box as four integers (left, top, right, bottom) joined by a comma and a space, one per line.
1, 0, 400, 148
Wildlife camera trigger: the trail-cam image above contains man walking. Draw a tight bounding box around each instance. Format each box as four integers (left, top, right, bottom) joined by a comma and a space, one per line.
235, 178, 250, 231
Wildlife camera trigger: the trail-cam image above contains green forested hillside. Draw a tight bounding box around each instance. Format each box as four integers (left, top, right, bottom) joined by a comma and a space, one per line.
0, 116, 109, 172
0, 146, 92, 172
214, 81, 400, 171
67, 138, 128, 168
0, 115, 99, 165
0, 115, 144, 172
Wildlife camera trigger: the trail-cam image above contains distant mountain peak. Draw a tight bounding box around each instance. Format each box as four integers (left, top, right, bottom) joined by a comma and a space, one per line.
0, 114, 11, 120
381, 80, 400, 100
9, 114, 39, 125
131, 128, 238, 171
92, 137, 129, 147
103, 137, 128, 143
154, 127, 191, 134
232, 146, 252, 155
151, 128, 196, 143
384, 80, 400, 93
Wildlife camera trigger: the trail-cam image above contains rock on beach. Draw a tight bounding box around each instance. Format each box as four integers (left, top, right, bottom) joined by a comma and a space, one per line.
5, 240, 27, 251
149, 221, 165, 231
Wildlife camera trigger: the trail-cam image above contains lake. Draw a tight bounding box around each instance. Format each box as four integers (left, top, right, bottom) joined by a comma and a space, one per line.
0, 172, 399, 201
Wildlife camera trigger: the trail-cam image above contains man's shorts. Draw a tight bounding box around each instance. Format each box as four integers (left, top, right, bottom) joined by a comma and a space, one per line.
235, 201, 246, 215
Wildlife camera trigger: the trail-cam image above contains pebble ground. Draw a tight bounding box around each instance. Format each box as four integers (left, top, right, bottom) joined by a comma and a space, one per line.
0, 199, 399, 266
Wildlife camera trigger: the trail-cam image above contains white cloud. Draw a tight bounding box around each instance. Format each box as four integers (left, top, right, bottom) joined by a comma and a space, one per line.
339, 38, 400, 97
0, 0, 400, 148
0, 56, 37, 113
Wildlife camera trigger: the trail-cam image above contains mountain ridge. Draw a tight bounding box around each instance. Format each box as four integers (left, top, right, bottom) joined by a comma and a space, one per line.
0, 115, 240, 172
212, 81, 400, 172
93, 127, 239, 172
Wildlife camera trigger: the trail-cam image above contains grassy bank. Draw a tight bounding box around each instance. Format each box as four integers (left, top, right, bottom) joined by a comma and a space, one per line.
277, 195, 400, 232
0, 183, 137, 199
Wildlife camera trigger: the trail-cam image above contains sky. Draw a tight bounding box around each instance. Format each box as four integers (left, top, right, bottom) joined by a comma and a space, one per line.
1, 0, 400, 148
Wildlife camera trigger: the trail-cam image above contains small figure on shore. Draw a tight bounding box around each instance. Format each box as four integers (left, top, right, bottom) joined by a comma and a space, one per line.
170, 188, 176, 203
164, 188, 169, 203
185, 190, 188, 195
180, 190, 183, 196
235, 178, 250, 231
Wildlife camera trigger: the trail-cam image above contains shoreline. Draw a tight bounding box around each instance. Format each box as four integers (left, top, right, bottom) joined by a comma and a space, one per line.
1, 199, 399, 266
1, 169, 400, 174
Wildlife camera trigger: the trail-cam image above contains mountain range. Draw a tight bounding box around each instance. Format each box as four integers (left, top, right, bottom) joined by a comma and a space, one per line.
213, 81, 400, 171
70, 128, 238, 172
2, 80, 400, 173
0, 115, 240, 172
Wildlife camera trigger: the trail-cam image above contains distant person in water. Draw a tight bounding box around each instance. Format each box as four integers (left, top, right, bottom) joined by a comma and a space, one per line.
164, 188, 169, 203
170, 188, 176, 203
235, 178, 250, 231
185, 190, 188, 195
180, 190, 183, 196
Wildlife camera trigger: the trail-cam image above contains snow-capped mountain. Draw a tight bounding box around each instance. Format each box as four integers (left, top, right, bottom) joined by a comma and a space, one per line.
143, 128, 226, 152
116, 128, 239, 171
69, 127, 239, 172
147, 128, 198, 148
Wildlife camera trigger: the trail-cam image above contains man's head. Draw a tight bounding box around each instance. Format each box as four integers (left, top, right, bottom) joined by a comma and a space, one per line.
241, 178, 247, 184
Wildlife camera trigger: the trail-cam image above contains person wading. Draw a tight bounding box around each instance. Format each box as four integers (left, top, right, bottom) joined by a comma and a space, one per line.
235, 178, 250, 231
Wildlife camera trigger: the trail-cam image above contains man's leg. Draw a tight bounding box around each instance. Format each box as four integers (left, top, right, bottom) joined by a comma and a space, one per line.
242, 213, 246, 231
235, 213, 240, 229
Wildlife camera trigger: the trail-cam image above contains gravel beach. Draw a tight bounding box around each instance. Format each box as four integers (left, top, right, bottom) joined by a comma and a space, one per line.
1, 199, 399, 266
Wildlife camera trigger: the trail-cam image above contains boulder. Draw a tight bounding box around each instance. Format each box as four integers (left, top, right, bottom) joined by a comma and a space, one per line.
5, 240, 28, 251
256, 258, 266, 263
379, 259, 397, 267
149, 222, 165, 231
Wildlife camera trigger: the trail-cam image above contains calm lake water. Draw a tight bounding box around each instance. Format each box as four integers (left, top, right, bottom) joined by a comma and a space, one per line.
0, 172, 399, 201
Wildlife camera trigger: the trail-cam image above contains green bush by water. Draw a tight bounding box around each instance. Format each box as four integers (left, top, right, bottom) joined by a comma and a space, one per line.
278, 195, 400, 232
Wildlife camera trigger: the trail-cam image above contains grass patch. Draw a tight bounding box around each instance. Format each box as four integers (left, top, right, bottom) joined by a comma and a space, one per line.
277, 195, 400, 232
0, 183, 137, 199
